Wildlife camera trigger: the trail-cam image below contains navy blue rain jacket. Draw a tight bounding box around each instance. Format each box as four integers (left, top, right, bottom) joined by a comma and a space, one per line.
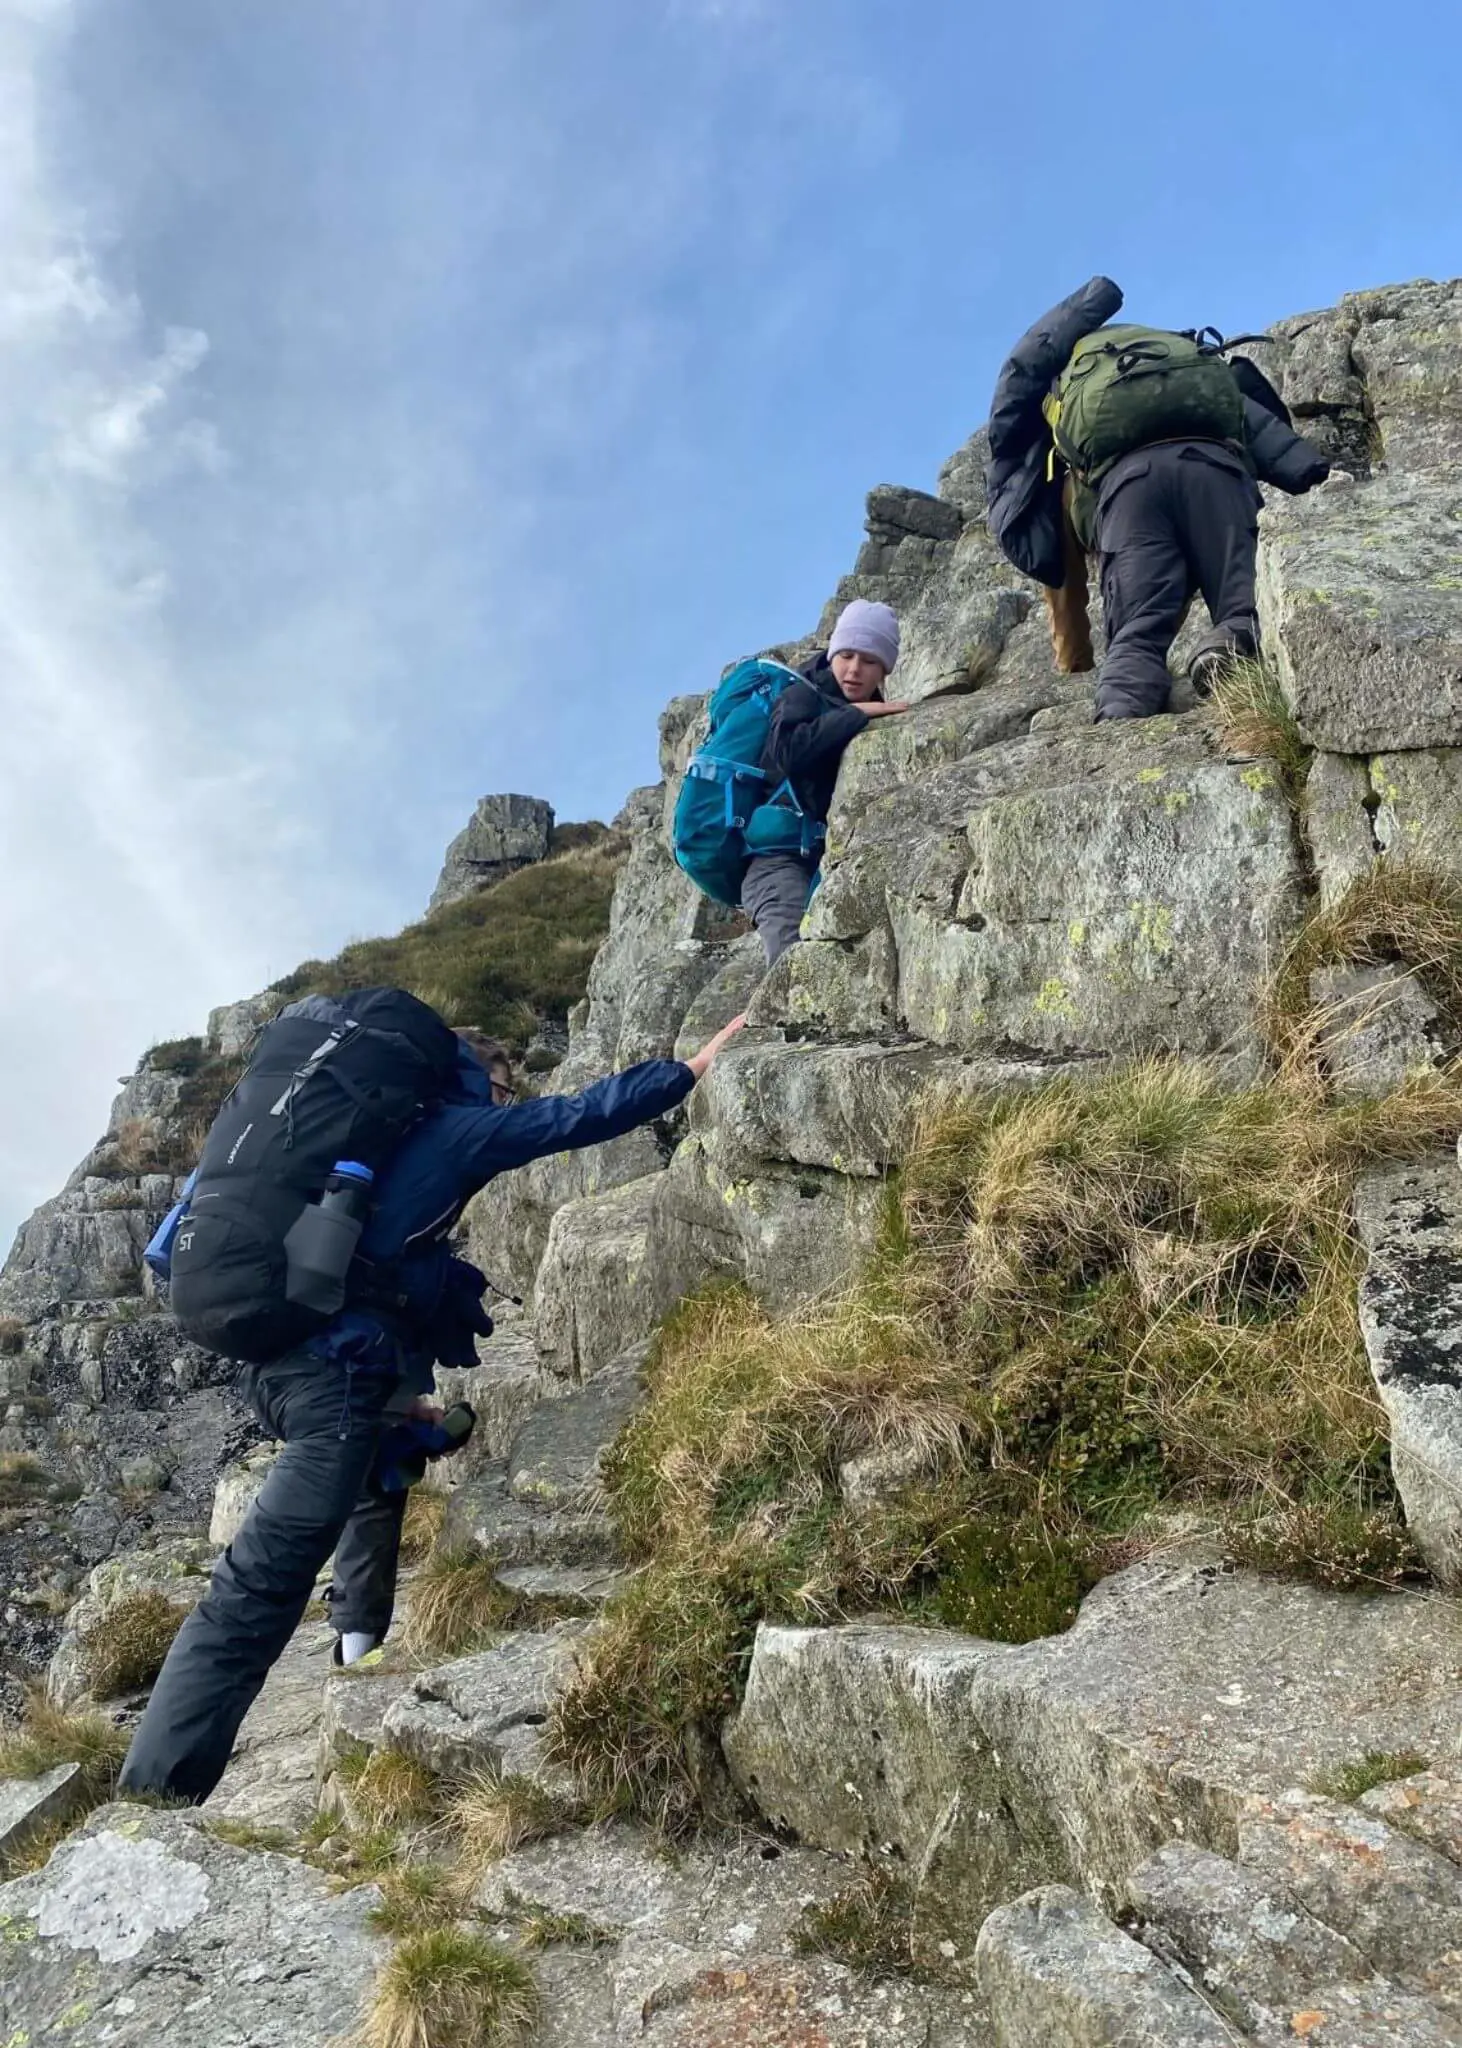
314, 1043, 694, 1384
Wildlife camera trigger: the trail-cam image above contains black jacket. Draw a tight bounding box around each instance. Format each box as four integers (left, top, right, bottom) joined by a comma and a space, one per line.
986, 276, 1124, 588
761, 654, 871, 826
1243, 396, 1330, 493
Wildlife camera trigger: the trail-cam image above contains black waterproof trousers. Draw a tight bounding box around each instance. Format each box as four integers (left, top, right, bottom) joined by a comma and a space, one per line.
118, 1349, 408, 1804
1094, 440, 1262, 721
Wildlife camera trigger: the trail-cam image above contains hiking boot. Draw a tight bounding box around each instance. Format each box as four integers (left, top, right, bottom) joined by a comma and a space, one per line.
1187, 647, 1231, 698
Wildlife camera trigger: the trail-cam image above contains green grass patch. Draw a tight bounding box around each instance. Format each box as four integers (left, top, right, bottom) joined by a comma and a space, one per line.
550, 1055, 1455, 1833
1311, 1749, 1430, 1802
272, 830, 626, 1053
368, 1860, 462, 1936
204, 1818, 296, 1854
502, 1889, 619, 1951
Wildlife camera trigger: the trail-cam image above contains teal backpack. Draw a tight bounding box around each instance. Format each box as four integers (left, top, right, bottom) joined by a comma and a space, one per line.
672, 658, 825, 906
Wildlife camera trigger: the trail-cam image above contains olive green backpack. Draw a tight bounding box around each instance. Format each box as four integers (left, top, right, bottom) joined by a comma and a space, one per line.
1043, 325, 1245, 488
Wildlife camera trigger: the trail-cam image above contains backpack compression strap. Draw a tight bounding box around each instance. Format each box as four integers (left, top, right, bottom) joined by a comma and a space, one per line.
684, 755, 771, 830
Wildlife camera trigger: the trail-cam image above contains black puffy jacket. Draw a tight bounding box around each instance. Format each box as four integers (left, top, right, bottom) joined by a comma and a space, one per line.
986, 276, 1124, 588
761, 653, 871, 825
1243, 396, 1330, 493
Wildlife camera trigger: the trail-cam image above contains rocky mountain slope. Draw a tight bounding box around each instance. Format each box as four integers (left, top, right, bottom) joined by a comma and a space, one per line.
4, 276, 1462, 2046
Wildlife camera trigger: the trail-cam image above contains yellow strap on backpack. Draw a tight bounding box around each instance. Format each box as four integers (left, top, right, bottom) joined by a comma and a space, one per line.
1042, 391, 1062, 480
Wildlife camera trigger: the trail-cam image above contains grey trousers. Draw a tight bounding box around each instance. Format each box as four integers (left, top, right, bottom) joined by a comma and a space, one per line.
118, 1349, 408, 1804
1094, 440, 1262, 720
742, 852, 818, 965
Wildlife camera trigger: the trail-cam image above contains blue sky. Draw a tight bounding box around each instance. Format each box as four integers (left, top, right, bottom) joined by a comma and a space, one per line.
1, 0, 1458, 1241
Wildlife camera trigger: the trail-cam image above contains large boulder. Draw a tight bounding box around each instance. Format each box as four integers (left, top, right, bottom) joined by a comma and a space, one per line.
429, 791, 555, 910
723, 1563, 1462, 1969
1258, 280, 1462, 754
784, 717, 1306, 1062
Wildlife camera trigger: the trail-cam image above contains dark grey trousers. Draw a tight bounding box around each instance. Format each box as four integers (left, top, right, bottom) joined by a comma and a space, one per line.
118, 1350, 408, 1804
742, 852, 818, 965
1094, 440, 1262, 720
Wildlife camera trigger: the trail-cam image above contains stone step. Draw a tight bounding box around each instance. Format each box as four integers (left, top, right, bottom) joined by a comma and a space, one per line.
507, 1342, 649, 1508
1237, 1788, 1462, 1995
1127, 1841, 1370, 2038
477, 1819, 994, 2046
975, 1885, 1233, 2046
0, 1804, 384, 2047
441, 1461, 619, 1567
0, 1762, 83, 1864
381, 1623, 589, 1787
722, 1563, 1462, 1974
1360, 1768, 1462, 1865
495, 1561, 631, 1610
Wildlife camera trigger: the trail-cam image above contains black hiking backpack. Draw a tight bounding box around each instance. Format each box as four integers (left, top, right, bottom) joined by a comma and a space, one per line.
167, 987, 461, 1364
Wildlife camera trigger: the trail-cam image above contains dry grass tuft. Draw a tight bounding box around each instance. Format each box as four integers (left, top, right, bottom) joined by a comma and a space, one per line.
360, 1926, 538, 2048
550, 1054, 1457, 1833
444, 1771, 574, 1875
400, 1487, 448, 1565
368, 1860, 461, 1937
1205, 658, 1312, 799
1267, 862, 1462, 1066
345, 1749, 443, 1834
400, 1551, 516, 1659
793, 1865, 924, 1981
0, 1690, 128, 1816
81, 1590, 189, 1698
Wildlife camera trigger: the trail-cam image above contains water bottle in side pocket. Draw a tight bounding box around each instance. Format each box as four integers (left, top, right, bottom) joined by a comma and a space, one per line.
282, 1161, 375, 1315
144, 1168, 199, 1282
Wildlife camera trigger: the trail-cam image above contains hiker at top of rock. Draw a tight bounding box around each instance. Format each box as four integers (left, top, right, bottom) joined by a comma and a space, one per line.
743, 599, 910, 964
117, 1000, 746, 1807
985, 277, 1331, 721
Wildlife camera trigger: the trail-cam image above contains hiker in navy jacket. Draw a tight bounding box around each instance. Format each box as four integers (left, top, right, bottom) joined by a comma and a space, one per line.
119, 1013, 745, 1806
741, 600, 909, 964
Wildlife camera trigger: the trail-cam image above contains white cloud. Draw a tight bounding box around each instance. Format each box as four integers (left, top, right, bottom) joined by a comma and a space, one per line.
0, 0, 314, 1238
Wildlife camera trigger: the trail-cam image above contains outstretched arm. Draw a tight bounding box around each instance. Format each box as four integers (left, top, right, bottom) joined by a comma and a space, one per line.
446, 1018, 746, 1191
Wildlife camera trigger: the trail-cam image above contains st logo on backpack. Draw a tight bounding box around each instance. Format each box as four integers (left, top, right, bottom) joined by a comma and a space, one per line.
672, 658, 824, 906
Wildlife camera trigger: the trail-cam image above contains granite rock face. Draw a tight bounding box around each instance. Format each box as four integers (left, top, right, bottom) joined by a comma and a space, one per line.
1356, 1159, 1462, 1585
0, 1804, 384, 2047
723, 1563, 1462, 1967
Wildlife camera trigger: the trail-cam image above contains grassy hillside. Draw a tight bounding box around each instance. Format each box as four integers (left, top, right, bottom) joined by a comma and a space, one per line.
272, 823, 627, 1055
